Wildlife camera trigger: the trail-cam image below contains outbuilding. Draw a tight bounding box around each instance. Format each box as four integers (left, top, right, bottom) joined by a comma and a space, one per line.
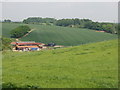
11, 41, 45, 51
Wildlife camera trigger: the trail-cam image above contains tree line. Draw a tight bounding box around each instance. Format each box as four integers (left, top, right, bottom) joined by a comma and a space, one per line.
55, 19, 118, 34
3, 17, 118, 34
23, 17, 56, 25
22, 17, 118, 34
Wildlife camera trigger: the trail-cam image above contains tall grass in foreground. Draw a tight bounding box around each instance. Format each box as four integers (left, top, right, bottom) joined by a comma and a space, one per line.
2, 39, 118, 88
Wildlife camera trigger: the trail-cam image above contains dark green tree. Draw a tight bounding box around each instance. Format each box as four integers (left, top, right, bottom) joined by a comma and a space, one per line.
4, 19, 11, 23
10, 26, 31, 38
23, 17, 56, 24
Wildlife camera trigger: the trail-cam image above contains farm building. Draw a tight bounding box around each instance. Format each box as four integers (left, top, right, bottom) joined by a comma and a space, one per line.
11, 41, 45, 51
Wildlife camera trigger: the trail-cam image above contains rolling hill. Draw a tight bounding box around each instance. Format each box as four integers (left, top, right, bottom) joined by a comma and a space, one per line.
2, 39, 118, 88
2, 23, 117, 46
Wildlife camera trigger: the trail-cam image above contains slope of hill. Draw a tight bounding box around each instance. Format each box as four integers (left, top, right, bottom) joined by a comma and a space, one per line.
2, 39, 118, 88
2, 23, 28, 37
2, 23, 117, 46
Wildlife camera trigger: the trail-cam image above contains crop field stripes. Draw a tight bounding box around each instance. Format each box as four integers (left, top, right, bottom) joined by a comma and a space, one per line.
2, 23, 117, 46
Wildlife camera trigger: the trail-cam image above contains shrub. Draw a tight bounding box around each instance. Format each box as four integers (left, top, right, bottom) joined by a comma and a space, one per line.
1, 37, 12, 51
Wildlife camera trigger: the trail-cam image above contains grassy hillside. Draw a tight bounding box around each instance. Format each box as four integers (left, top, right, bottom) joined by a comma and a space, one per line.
2, 23, 117, 46
2, 23, 27, 37
2, 39, 118, 88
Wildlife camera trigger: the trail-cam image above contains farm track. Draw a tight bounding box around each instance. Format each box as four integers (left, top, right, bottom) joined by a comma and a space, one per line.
18, 28, 35, 39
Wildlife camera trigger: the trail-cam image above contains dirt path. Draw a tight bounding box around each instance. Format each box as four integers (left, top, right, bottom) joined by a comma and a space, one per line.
18, 29, 35, 39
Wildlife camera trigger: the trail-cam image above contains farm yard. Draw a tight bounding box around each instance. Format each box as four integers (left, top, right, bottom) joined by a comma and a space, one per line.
2, 39, 118, 88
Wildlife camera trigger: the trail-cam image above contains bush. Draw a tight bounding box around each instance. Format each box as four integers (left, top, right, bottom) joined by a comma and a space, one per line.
1, 37, 12, 51
10, 25, 31, 38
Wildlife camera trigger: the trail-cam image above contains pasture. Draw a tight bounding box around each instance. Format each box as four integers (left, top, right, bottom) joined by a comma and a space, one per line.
2, 23, 117, 46
2, 39, 118, 88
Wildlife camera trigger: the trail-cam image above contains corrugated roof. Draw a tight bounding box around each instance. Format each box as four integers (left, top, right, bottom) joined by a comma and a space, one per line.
17, 46, 40, 48
17, 42, 43, 45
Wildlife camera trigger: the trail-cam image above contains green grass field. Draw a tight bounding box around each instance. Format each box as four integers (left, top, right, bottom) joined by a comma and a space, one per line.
1, 23, 28, 37
2, 23, 117, 46
2, 39, 118, 88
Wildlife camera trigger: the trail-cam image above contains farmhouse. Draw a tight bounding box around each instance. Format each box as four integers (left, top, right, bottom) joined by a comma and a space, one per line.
11, 41, 45, 51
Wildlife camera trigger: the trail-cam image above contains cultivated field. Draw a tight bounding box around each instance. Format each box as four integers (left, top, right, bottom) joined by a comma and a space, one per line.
2, 39, 118, 88
2, 23, 117, 46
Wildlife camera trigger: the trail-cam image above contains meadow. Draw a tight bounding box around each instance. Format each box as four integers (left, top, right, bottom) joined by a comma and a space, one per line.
2, 39, 118, 88
2, 23, 117, 46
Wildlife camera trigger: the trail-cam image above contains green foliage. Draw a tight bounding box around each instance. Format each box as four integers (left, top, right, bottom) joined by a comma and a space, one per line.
55, 18, 118, 34
118, 24, 120, 37
10, 25, 31, 38
102, 24, 113, 33
1, 37, 12, 51
23, 17, 56, 24
2, 40, 118, 88
3, 19, 11, 23
55, 19, 74, 26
